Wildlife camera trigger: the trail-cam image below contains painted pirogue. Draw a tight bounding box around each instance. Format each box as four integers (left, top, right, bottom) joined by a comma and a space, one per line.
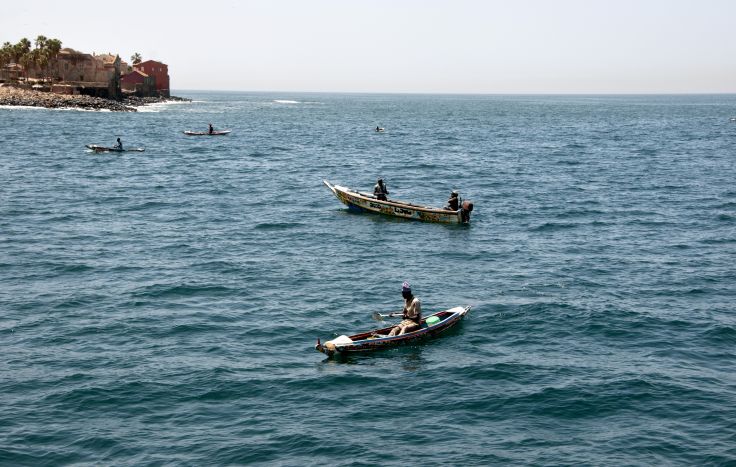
85, 144, 145, 153
323, 180, 473, 224
315, 306, 471, 358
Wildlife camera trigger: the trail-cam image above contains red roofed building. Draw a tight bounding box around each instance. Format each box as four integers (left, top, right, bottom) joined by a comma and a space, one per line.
121, 69, 155, 96
133, 60, 169, 97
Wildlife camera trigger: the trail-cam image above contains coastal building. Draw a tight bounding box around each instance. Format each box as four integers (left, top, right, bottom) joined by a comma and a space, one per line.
133, 60, 169, 97
0, 63, 23, 82
50, 49, 121, 99
1, 48, 172, 100
121, 69, 156, 96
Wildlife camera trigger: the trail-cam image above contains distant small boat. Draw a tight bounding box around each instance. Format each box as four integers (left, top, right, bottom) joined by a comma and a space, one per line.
86, 144, 145, 153
730, 117, 736, 122
316, 306, 471, 358
323, 180, 473, 224
183, 130, 231, 136
375, 127, 385, 132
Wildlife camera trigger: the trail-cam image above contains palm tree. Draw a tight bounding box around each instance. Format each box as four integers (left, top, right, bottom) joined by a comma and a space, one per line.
131, 52, 142, 65
13, 38, 31, 63
13, 38, 32, 81
38, 38, 62, 83
46, 38, 62, 56
0, 42, 12, 69
35, 35, 47, 50
19, 53, 33, 82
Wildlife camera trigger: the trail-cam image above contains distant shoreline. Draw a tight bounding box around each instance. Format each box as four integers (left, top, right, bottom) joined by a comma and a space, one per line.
0, 85, 191, 112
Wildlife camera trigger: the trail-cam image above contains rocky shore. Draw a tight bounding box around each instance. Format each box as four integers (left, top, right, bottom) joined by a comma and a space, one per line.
0, 85, 190, 111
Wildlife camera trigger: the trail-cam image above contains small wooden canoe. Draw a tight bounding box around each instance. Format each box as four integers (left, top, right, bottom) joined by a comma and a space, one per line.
183, 130, 231, 136
315, 306, 471, 358
86, 144, 145, 153
323, 180, 473, 224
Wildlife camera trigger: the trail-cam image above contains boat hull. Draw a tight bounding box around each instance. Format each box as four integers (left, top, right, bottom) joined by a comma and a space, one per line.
86, 144, 145, 153
323, 180, 469, 224
183, 130, 231, 136
316, 306, 471, 357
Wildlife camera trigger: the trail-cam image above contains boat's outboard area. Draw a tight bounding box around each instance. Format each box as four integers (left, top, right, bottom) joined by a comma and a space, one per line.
461, 200, 473, 223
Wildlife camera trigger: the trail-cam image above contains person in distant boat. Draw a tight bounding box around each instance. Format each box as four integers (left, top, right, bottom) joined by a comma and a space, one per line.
114, 137, 123, 150
388, 281, 422, 336
208, 123, 214, 134
445, 191, 460, 211
376, 126, 381, 132
373, 178, 389, 201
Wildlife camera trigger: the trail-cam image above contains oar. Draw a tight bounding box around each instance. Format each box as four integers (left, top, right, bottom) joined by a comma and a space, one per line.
371, 311, 403, 321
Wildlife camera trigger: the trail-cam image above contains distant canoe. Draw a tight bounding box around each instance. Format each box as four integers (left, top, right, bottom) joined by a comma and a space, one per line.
323, 180, 473, 224
86, 144, 145, 153
316, 306, 471, 358
183, 130, 231, 136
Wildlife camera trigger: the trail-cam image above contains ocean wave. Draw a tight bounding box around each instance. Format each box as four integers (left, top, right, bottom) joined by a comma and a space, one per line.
530, 221, 578, 232
254, 222, 303, 230
131, 283, 233, 299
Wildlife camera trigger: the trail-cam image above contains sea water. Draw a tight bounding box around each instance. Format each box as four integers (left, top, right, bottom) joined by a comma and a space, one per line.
1, 92, 735, 465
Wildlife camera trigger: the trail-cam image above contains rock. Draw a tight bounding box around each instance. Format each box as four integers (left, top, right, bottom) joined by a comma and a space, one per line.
1, 86, 192, 111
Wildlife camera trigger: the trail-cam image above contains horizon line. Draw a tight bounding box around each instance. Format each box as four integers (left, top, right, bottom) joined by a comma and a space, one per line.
172, 89, 736, 96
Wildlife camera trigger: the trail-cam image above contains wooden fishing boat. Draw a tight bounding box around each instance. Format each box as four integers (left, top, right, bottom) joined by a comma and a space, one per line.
323, 180, 473, 224
86, 144, 145, 153
183, 130, 231, 136
315, 305, 471, 358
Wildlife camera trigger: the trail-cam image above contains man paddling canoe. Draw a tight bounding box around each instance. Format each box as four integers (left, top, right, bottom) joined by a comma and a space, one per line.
388, 281, 422, 336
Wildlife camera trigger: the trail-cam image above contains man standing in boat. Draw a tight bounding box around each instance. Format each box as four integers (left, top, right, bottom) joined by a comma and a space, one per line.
208, 123, 214, 135
114, 137, 123, 150
373, 178, 389, 201
388, 281, 421, 336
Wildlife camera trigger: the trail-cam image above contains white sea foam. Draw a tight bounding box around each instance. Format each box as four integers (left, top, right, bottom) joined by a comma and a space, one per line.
0, 105, 112, 112
0, 105, 44, 110
135, 99, 195, 113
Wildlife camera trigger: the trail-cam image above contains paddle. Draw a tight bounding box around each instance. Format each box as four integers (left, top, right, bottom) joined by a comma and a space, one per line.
371, 311, 403, 321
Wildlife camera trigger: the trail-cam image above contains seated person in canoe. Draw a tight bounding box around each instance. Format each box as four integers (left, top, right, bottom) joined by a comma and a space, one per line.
445, 191, 459, 210
388, 281, 422, 336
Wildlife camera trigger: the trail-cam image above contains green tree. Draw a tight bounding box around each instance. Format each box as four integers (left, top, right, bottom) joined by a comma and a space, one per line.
131, 52, 142, 65
13, 38, 31, 63
46, 38, 62, 56
19, 52, 33, 81
1, 37, 62, 83
34, 35, 47, 50
36, 37, 62, 83
0, 42, 13, 69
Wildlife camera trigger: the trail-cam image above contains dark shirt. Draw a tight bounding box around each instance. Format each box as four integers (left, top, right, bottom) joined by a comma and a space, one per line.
374, 183, 389, 200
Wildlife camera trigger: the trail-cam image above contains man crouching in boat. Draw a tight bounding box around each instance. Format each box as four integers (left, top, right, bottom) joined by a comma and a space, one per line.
388, 281, 422, 336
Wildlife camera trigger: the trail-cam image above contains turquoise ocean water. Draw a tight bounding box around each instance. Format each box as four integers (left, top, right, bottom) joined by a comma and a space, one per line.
1, 92, 735, 465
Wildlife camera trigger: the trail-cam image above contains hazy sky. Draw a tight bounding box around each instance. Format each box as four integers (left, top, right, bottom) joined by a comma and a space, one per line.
3, 0, 735, 93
